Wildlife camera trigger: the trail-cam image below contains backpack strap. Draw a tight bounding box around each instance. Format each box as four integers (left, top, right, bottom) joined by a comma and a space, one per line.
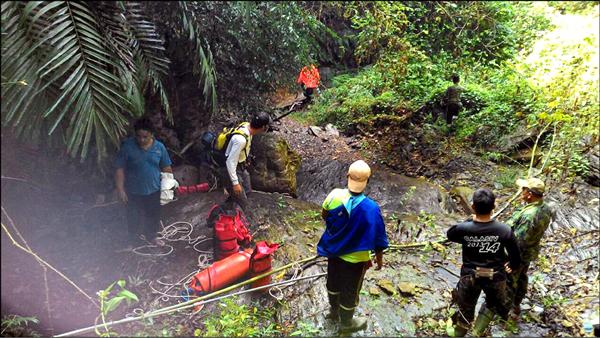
227, 123, 250, 162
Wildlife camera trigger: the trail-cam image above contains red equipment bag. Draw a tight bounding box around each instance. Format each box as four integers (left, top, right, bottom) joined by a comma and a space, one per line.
189, 249, 252, 295
249, 241, 279, 291
208, 205, 253, 260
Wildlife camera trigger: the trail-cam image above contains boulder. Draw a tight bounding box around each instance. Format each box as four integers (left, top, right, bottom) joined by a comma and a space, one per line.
398, 282, 417, 296
296, 159, 448, 214
449, 186, 474, 215
249, 133, 301, 196
324, 124, 340, 137
497, 121, 537, 153
308, 126, 329, 141
173, 165, 199, 186
377, 279, 396, 295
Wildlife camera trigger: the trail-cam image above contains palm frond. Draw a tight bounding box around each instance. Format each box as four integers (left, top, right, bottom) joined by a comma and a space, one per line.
122, 2, 172, 121
1, 1, 130, 162
2, 1, 180, 164
179, 1, 217, 115
90, 1, 135, 73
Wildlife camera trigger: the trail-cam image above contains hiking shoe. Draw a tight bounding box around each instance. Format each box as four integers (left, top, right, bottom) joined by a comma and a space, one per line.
339, 317, 367, 334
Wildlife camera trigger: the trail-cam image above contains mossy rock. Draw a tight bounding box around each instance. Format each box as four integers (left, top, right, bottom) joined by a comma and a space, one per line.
249, 133, 301, 196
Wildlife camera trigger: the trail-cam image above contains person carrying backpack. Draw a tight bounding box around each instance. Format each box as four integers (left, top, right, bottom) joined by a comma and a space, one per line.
214, 112, 271, 212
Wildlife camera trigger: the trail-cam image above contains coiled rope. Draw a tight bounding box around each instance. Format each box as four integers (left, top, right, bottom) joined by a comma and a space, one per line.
128, 219, 215, 316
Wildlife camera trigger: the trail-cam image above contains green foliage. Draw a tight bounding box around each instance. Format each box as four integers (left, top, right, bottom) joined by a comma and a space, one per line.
495, 166, 524, 189
345, 2, 410, 65
277, 196, 287, 209
307, 68, 408, 129
307, 2, 550, 135
96, 279, 139, 337
400, 186, 417, 208
520, 6, 599, 178
403, 2, 550, 66
199, 297, 280, 337
0, 1, 177, 164
418, 211, 436, 229
547, 1, 599, 14
290, 320, 320, 336
148, 2, 337, 112
1, 315, 39, 337
567, 152, 590, 177
1, 1, 338, 164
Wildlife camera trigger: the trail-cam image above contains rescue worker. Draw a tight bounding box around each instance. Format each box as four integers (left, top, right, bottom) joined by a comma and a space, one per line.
297, 64, 320, 104
446, 188, 521, 337
219, 112, 270, 212
506, 178, 553, 319
316, 160, 389, 334
443, 74, 463, 125
115, 118, 173, 245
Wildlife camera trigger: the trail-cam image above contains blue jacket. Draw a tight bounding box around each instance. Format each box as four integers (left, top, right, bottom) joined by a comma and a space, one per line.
317, 197, 389, 257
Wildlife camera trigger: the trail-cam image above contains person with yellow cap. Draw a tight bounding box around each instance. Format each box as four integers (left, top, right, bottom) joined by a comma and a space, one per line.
316, 160, 389, 334
506, 177, 553, 319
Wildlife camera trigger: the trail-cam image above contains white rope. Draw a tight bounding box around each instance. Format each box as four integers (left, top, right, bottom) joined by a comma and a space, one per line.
128, 219, 215, 316
131, 244, 174, 256
268, 261, 302, 300
208, 173, 219, 192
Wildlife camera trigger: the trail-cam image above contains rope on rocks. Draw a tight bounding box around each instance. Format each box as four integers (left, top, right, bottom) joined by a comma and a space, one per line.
127, 219, 214, 316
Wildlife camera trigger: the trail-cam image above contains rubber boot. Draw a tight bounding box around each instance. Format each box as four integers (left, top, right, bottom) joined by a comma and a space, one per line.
472, 307, 494, 337
339, 308, 367, 334
325, 293, 340, 322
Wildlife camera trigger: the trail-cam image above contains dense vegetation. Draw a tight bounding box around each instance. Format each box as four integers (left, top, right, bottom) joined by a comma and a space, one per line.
1, 1, 332, 163
306, 1, 599, 180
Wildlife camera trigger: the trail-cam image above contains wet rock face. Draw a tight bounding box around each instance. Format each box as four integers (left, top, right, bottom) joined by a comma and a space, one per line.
173, 165, 200, 186
296, 159, 448, 214
449, 186, 474, 215
497, 121, 538, 153
249, 133, 302, 196
549, 179, 599, 233
583, 144, 599, 186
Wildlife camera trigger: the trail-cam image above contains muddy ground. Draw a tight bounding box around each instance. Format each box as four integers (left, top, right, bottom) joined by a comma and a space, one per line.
1, 110, 599, 337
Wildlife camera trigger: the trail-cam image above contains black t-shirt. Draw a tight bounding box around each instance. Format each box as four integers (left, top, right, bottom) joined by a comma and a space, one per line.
447, 219, 522, 271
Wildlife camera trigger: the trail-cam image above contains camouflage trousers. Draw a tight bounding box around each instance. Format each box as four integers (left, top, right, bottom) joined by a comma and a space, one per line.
452, 268, 512, 329
507, 261, 530, 308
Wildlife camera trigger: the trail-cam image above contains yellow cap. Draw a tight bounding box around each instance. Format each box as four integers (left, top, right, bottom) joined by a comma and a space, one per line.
516, 177, 545, 195
347, 160, 371, 193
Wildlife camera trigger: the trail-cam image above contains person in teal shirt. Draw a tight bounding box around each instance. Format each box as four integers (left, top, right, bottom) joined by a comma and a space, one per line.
317, 160, 389, 334
115, 118, 173, 245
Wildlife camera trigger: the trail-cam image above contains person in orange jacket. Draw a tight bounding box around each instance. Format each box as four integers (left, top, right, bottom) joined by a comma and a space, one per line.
297, 64, 320, 104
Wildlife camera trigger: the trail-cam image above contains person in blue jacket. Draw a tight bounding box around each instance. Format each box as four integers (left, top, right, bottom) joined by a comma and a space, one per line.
317, 160, 389, 334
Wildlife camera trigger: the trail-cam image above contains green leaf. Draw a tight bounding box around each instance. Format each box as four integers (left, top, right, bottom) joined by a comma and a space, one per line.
117, 289, 139, 302
103, 296, 125, 314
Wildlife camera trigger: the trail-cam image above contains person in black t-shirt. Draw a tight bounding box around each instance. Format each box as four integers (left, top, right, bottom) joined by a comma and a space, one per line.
446, 188, 522, 337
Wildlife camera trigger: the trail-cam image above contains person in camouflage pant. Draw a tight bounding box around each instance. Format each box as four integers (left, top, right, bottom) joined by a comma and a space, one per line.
506, 177, 553, 317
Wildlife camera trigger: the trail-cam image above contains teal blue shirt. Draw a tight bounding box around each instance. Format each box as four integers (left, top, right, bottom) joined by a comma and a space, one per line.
114, 137, 172, 195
